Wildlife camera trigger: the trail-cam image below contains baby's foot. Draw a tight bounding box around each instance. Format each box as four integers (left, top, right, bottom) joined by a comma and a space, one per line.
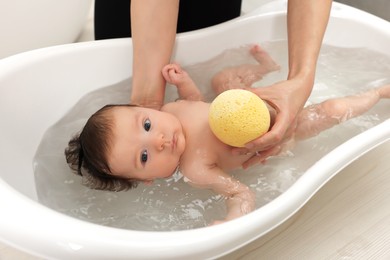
250, 45, 280, 72
377, 84, 390, 98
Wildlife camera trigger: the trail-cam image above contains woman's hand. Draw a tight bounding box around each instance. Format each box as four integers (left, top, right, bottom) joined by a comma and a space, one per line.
235, 0, 332, 168
234, 75, 313, 168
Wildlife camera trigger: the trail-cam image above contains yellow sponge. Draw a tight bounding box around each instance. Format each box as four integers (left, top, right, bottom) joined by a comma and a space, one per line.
209, 89, 270, 147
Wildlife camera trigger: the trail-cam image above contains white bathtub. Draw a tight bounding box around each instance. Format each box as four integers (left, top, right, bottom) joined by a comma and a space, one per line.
0, 3, 389, 259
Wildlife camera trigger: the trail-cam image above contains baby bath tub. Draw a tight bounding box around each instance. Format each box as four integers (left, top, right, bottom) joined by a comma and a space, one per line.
0, 0, 92, 59
0, 3, 389, 259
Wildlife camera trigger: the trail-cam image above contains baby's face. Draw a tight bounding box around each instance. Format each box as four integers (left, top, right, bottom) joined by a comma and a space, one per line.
107, 106, 186, 182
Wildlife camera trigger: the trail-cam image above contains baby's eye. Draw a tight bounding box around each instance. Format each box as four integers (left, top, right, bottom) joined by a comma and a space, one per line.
144, 118, 151, 131
141, 150, 148, 164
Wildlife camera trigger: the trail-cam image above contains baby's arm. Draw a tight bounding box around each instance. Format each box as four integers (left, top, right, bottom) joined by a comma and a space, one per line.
183, 163, 255, 224
162, 63, 204, 101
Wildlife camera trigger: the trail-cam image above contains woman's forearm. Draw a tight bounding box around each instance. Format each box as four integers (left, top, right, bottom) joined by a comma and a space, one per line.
130, 0, 179, 109
236, 1, 332, 163
287, 0, 332, 96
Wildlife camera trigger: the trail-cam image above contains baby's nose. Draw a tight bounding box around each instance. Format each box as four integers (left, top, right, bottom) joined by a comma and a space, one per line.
154, 134, 169, 151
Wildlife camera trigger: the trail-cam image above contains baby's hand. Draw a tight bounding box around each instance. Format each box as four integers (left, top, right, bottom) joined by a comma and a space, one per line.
162, 63, 191, 86
210, 219, 226, 226
162, 63, 203, 101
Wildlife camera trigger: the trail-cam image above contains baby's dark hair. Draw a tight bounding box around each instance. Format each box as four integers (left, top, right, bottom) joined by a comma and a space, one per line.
65, 104, 139, 191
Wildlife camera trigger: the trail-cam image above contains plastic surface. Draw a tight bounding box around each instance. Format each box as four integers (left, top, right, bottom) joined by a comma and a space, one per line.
0, 0, 92, 58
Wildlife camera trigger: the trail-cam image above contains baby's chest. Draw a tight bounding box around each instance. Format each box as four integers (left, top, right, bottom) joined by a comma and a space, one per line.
185, 134, 248, 172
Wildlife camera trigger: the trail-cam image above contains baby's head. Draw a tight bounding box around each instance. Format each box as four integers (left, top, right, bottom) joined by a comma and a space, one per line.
65, 104, 186, 191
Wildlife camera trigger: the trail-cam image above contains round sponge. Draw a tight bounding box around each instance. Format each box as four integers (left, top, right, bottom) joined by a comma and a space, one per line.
209, 89, 270, 147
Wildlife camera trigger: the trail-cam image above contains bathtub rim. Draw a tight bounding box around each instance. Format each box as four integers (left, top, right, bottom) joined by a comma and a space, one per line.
0, 2, 390, 259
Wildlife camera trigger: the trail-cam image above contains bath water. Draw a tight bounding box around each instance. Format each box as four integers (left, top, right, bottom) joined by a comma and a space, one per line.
33, 41, 390, 231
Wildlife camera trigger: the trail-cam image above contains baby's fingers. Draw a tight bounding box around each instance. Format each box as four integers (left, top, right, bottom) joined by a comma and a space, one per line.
162, 65, 173, 82
209, 220, 226, 226
162, 64, 181, 83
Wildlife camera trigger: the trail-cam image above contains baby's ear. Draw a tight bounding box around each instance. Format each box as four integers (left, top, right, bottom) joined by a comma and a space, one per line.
142, 180, 154, 186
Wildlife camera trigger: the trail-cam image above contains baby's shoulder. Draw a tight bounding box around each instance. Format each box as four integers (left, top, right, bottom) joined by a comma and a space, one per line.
179, 153, 218, 186
162, 99, 197, 111
181, 139, 218, 167
163, 100, 209, 118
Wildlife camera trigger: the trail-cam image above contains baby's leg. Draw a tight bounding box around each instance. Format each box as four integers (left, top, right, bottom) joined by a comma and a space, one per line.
211, 45, 280, 95
250, 44, 280, 73
294, 85, 390, 140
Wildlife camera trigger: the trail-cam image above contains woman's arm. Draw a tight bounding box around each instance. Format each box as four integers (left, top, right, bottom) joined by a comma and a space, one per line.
130, 0, 179, 109
237, 0, 333, 167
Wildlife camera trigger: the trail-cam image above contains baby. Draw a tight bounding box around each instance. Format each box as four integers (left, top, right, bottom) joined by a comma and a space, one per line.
65, 46, 390, 224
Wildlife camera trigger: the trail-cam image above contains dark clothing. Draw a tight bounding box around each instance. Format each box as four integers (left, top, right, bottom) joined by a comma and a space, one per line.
94, 0, 242, 40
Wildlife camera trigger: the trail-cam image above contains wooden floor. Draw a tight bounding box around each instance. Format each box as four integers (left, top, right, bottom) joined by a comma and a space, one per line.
222, 141, 390, 260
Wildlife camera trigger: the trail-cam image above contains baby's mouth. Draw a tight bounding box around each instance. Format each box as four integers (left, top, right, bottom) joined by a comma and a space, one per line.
172, 134, 177, 152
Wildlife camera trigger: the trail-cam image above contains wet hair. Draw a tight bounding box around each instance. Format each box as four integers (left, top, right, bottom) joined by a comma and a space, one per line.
65, 104, 139, 192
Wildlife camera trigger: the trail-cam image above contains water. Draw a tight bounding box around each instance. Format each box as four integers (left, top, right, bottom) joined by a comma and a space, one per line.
33, 40, 390, 231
